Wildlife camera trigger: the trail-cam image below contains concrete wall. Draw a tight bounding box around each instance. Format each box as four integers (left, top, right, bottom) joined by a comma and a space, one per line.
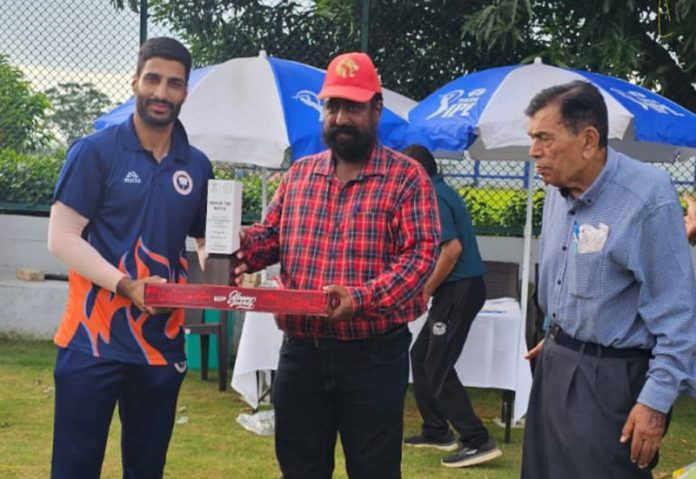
0, 278, 67, 339
1, 214, 695, 339
478, 236, 540, 280
0, 215, 67, 338
0, 214, 67, 277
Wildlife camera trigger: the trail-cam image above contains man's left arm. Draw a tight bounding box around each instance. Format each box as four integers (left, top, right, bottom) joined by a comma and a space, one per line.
345, 173, 441, 315
621, 199, 696, 467
188, 159, 214, 273
194, 238, 207, 272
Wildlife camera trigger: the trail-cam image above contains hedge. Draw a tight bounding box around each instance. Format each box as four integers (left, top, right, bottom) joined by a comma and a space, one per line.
0, 148, 65, 212
461, 187, 544, 236
0, 148, 542, 235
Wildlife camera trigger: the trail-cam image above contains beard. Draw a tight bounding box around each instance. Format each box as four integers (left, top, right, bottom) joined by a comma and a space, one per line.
323, 124, 376, 163
135, 96, 182, 128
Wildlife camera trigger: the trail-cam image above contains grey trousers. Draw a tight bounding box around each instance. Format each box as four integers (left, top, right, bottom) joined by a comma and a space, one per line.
521, 335, 658, 479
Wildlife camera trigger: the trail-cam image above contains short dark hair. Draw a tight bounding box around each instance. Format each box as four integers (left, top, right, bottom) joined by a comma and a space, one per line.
370, 93, 383, 109
136, 37, 192, 83
525, 80, 608, 147
402, 144, 437, 176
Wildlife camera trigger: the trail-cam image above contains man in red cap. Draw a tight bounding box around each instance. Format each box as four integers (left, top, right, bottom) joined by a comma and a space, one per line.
231, 52, 440, 478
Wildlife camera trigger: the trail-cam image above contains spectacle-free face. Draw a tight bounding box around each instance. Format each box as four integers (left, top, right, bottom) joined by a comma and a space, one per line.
132, 57, 187, 128
527, 103, 595, 195
322, 97, 382, 163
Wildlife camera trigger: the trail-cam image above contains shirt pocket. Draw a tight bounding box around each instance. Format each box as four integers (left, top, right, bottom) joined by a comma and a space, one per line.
567, 251, 603, 299
347, 212, 390, 261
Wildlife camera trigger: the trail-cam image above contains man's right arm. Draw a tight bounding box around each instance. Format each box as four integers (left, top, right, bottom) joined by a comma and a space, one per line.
47, 201, 124, 292
423, 193, 461, 300
525, 192, 556, 360
48, 201, 164, 313
423, 239, 461, 300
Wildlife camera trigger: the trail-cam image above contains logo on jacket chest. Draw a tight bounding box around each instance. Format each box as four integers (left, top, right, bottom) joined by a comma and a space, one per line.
172, 170, 193, 195
123, 170, 142, 184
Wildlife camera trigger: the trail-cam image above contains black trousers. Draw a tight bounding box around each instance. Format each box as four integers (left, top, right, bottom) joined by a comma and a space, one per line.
273, 326, 411, 479
410, 277, 489, 448
521, 331, 663, 479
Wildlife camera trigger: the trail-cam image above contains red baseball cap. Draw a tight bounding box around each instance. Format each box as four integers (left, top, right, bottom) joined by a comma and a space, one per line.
318, 52, 382, 103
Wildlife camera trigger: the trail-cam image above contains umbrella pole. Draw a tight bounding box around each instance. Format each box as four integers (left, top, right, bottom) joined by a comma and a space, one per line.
520, 161, 534, 352
261, 167, 269, 284
261, 167, 268, 221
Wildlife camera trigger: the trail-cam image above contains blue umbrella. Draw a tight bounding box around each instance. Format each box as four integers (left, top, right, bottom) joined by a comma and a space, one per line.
406, 57, 696, 163
95, 52, 414, 168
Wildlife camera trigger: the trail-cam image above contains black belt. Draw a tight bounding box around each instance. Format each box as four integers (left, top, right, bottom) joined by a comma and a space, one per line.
549, 324, 652, 359
285, 324, 409, 350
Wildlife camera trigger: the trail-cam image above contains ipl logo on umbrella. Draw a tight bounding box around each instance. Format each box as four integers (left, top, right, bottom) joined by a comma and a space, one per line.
609, 88, 684, 116
426, 88, 487, 120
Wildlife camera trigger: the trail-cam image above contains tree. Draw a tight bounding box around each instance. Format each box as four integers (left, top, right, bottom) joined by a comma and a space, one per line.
0, 54, 52, 151
314, 0, 540, 99
131, 0, 538, 100
146, 1, 355, 70
45, 83, 112, 145
110, 0, 139, 12
463, 0, 696, 111
111, 0, 696, 109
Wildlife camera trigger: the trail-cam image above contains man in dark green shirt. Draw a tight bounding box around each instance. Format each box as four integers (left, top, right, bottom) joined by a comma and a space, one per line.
402, 144, 501, 468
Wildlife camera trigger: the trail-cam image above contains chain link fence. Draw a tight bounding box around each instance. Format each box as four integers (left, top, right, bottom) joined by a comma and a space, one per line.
0, 0, 173, 213
1, 0, 693, 233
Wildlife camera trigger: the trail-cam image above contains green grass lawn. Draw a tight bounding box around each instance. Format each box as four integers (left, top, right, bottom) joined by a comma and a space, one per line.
1, 337, 694, 478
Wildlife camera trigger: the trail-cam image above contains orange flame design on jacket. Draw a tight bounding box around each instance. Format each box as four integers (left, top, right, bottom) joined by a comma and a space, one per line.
54, 237, 187, 366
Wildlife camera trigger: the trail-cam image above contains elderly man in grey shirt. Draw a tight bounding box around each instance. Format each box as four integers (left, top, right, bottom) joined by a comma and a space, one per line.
521, 80, 696, 479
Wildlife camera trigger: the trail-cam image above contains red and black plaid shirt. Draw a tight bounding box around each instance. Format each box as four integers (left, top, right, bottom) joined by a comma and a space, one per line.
242, 144, 440, 340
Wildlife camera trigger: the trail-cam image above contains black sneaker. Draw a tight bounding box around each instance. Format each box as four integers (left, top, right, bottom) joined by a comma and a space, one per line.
403, 433, 458, 451
440, 438, 502, 467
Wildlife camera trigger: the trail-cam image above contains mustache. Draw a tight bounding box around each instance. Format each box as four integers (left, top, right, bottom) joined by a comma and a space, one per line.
146, 99, 175, 109
327, 126, 359, 138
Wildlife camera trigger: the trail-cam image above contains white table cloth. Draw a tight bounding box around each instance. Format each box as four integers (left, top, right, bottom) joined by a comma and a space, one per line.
231, 298, 532, 423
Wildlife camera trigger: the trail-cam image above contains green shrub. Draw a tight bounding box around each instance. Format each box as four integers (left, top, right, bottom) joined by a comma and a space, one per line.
460, 186, 545, 236
212, 164, 280, 223
461, 188, 503, 227
0, 151, 283, 220
498, 189, 545, 234
0, 151, 542, 237
0, 148, 65, 207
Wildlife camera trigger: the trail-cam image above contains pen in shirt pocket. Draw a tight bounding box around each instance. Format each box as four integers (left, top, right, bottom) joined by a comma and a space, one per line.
352, 203, 360, 215
572, 220, 580, 253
